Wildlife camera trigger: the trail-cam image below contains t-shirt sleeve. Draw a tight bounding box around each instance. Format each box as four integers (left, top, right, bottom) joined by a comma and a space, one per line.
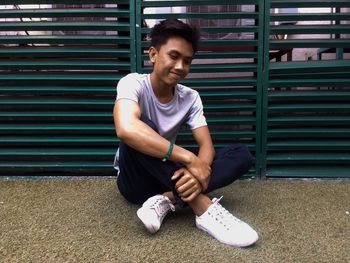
187, 93, 207, 130
116, 73, 142, 103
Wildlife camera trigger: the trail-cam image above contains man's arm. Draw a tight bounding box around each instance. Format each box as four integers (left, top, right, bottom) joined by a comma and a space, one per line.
171, 126, 215, 201
192, 125, 215, 166
189, 125, 215, 191
114, 99, 194, 164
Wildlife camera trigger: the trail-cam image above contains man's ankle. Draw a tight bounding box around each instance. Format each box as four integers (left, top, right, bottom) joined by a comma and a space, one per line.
188, 194, 212, 216
162, 192, 176, 204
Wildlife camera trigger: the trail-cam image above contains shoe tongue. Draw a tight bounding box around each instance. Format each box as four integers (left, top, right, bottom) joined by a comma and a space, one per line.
211, 196, 223, 204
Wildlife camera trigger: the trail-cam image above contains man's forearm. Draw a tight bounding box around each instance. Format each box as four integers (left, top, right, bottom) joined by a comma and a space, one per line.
119, 118, 194, 166
197, 144, 215, 167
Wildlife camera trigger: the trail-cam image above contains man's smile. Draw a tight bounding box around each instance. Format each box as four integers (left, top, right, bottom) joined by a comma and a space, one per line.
169, 71, 182, 79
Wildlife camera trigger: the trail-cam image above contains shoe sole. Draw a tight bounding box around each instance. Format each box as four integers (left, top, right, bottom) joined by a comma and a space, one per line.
137, 208, 158, 234
196, 222, 258, 248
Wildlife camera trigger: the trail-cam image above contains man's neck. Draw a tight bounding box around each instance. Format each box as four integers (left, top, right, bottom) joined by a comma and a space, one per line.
150, 73, 175, 104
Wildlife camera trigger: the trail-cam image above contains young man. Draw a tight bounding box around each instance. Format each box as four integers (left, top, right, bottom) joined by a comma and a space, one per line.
113, 19, 258, 247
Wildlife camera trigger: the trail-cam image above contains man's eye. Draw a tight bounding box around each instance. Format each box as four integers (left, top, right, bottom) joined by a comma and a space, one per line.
169, 54, 178, 60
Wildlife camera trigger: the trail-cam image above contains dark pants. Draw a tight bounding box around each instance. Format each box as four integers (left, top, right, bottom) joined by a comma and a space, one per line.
117, 117, 253, 206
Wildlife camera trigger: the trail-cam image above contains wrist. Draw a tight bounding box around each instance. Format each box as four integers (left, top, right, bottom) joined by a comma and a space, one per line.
162, 141, 174, 162
170, 144, 195, 166
183, 151, 195, 166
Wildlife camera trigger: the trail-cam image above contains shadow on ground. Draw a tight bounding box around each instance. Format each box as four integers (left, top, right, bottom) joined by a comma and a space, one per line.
0, 179, 349, 263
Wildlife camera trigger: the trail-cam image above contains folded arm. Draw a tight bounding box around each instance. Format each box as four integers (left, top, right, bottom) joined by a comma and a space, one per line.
171, 125, 215, 201
115, 99, 215, 200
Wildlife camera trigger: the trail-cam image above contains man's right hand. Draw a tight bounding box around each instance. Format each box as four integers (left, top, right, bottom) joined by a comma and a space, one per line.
171, 167, 202, 202
185, 153, 212, 192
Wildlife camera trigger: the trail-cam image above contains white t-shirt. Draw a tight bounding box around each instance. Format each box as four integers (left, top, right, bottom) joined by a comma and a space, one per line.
114, 73, 207, 170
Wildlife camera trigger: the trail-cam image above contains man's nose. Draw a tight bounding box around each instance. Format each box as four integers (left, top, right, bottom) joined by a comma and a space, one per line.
175, 60, 184, 71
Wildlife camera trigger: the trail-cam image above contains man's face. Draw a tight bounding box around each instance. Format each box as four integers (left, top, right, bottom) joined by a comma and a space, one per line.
149, 36, 194, 88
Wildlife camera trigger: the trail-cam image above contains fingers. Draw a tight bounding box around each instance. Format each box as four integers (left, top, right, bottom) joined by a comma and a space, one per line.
186, 157, 212, 192
181, 188, 202, 203
171, 167, 203, 202
200, 177, 210, 192
175, 173, 202, 202
171, 167, 185, 181
195, 173, 209, 192
176, 176, 199, 195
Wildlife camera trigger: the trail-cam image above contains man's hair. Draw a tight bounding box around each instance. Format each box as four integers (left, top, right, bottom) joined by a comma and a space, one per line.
149, 19, 200, 54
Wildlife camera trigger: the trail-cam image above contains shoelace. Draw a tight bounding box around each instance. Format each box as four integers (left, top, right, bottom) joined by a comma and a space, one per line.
211, 196, 242, 230
150, 197, 175, 220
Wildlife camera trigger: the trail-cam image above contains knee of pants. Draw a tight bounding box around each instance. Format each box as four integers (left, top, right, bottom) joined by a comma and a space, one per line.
226, 144, 253, 173
117, 178, 146, 205
236, 143, 252, 159
238, 144, 253, 172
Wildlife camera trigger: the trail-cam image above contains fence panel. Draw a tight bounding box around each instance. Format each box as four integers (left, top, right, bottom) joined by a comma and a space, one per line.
0, 1, 136, 175
262, 0, 350, 177
2, 1, 349, 178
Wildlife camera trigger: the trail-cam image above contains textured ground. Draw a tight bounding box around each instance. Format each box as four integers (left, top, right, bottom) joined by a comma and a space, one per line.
0, 179, 349, 263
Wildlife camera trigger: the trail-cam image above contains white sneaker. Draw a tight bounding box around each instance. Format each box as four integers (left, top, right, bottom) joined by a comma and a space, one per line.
196, 196, 258, 247
137, 195, 175, 234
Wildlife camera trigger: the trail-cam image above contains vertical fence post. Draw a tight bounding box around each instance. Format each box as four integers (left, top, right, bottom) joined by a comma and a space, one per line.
134, 0, 143, 72
254, 0, 266, 178
260, 0, 271, 178
129, 0, 137, 72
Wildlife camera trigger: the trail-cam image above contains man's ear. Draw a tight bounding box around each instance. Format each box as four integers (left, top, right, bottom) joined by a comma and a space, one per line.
148, 46, 157, 63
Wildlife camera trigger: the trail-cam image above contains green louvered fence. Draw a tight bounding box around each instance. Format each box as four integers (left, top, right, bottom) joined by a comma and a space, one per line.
262, 0, 350, 177
0, 1, 136, 175
1, 1, 349, 178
